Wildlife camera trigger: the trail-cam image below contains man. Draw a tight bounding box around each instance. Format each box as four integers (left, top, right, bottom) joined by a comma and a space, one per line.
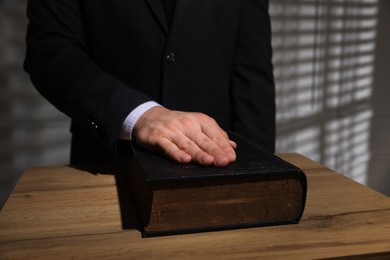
24, 0, 275, 166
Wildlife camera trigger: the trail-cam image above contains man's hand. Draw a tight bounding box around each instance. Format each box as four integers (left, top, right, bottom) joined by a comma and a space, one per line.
132, 107, 236, 167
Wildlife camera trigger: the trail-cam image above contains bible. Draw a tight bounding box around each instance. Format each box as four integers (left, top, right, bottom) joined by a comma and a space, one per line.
128, 132, 307, 237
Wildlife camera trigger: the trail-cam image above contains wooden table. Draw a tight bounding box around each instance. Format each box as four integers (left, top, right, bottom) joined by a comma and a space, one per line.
1, 154, 389, 259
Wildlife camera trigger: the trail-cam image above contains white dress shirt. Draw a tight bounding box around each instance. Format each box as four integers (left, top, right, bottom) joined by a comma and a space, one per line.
119, 101, 161, 140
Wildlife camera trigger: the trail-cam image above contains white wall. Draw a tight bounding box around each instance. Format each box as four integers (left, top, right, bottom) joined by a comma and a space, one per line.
270, 0, 390, 196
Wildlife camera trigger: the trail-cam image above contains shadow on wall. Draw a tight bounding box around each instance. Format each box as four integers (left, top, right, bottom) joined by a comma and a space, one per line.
271, 0, 379, 188
0, 0, 71, 209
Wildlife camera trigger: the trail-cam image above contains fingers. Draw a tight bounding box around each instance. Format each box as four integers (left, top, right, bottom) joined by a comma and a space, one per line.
133, 107, 237, 167
172, 131, 229, 167
152, 134, 216, 166
199, 117, 237, 164
190, 130, 235, 167
156, 138, 193, 164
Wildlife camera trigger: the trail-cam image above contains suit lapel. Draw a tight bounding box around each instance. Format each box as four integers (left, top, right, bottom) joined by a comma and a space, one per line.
145, 0, 169, 35
145, 0, 192, 37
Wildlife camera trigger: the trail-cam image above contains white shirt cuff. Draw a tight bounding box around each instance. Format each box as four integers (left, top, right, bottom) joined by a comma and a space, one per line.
119, 101, 161, 140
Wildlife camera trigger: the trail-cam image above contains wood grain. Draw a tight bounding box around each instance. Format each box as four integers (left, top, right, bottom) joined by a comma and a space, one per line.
145, 177, 303, 232
1, 154, 389, 259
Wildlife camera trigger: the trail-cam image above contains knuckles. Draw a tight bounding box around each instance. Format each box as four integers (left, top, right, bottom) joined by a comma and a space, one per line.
132, 108, 235, 166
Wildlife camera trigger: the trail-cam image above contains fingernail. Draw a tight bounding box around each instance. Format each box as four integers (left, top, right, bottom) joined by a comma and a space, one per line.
180, 154, 192, 163
199, 154, 213, 165
215, 155, 229, 167
229, 152, 236, 161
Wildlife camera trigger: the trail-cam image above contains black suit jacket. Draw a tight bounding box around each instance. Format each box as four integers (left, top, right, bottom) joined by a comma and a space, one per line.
24, 0, 275, 163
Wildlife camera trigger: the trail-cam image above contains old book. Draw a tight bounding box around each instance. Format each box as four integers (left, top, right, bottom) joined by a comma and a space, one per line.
128, 132, 307, 237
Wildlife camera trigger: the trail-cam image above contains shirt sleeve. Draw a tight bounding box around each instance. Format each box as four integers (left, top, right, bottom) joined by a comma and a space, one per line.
119, 101, 162, 140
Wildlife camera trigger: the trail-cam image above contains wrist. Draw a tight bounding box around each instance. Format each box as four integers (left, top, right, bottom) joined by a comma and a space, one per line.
119, 101, 162, 140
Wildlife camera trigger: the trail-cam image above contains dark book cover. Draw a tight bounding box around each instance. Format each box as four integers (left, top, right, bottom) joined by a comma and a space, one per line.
128, 131, 307, 237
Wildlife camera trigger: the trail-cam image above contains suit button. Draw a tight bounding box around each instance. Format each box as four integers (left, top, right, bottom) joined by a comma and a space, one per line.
165, 52, 175, 63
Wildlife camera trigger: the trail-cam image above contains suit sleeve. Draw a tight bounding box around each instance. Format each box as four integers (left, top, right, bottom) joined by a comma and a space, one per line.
24, 0, 152, 153
230, 0, 276, 152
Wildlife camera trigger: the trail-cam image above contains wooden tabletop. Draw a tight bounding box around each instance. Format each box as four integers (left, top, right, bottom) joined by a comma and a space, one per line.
0, 153, 389, 259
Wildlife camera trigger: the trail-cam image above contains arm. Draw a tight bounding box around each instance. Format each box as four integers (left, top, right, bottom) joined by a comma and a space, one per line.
24, 0, 151, 153
230, 0, 276, 152
24, 0, 236, 166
